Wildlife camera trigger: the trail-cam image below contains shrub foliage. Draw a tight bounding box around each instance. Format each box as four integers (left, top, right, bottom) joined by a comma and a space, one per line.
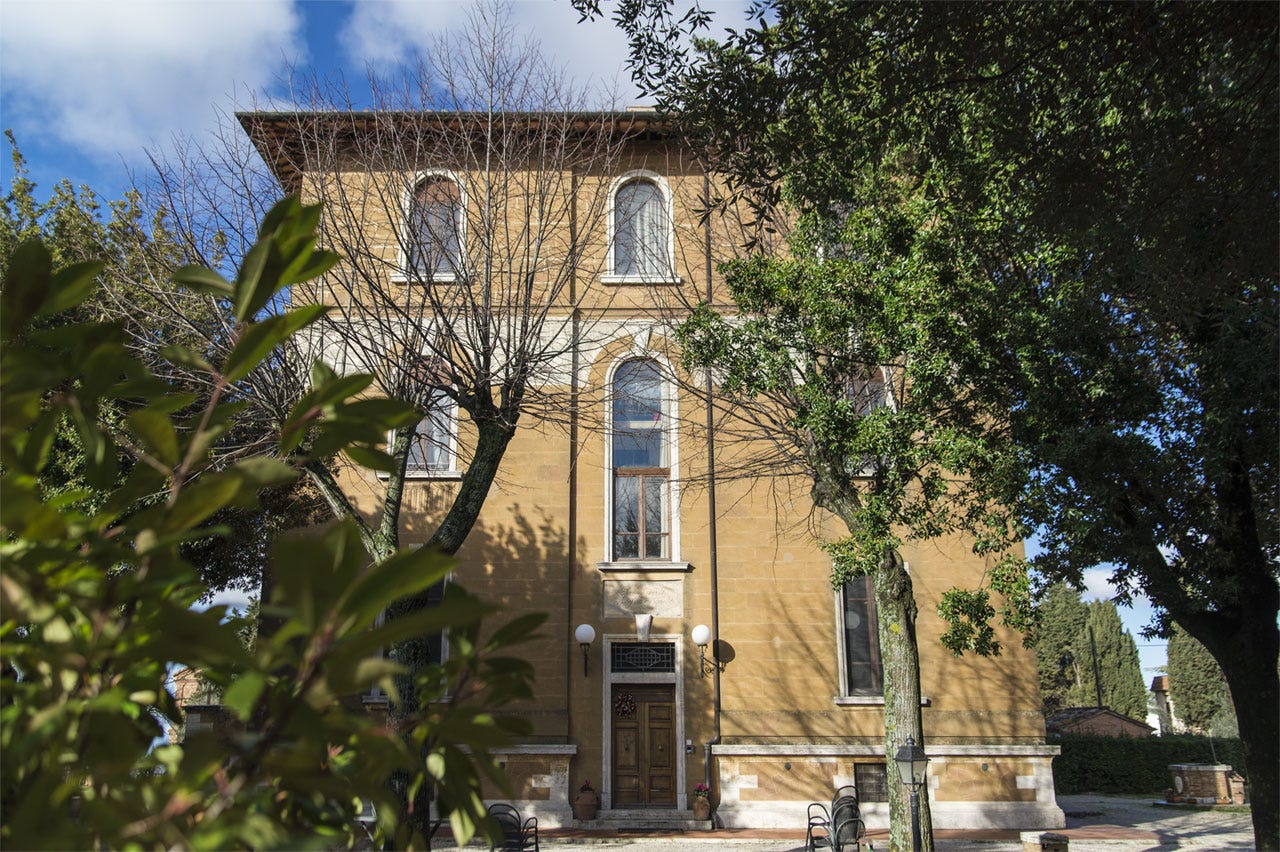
1053, 735, 1245, 795
0, 197, 540, 849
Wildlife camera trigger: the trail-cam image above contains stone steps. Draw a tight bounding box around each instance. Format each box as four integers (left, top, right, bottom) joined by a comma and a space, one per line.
575, 808, 713, 832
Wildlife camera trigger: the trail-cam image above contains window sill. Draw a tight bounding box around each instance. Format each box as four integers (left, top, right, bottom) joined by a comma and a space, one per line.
834, 695, 931, 707
377, 470, 464, 481
601, 274, 683, 286
597, 561, 692, 573
389, 272, 460, 284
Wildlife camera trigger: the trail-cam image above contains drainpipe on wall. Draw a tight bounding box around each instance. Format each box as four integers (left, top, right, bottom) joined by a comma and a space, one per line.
701, 170, 722, 822
567, 169, 579, 746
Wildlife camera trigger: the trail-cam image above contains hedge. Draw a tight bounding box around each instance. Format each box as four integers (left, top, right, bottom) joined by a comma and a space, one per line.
1052, 734, 1245, 795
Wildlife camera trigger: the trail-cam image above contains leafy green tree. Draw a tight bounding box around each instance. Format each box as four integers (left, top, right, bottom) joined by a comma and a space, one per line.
1167, 624, 1237, 735
1, 197, 540, 849
579, 2, 1277, 845
1034, 584, 1089, 715
2, 132, 324, 596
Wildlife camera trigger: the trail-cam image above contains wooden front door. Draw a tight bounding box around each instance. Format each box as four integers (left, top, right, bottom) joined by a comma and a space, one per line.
611, 684, 676, 807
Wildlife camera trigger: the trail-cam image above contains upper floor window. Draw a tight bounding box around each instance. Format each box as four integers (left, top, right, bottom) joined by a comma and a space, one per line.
841, 575, 883, 695
611, 359, 670, 560
849, 366, 888, 416
406, 174, 463, 281
611, 174, 672, 280
404, 390, 458, 477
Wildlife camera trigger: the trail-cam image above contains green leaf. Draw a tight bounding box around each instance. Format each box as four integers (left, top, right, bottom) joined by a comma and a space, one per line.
173, 265, 233, 297
1, 240, 52, 340
343, 445, 396, 472
159, 344, 214, 373
127, 409, 180, 467
223, 671, 266, 722
41, 260, 105, 317
223, 304, 328, 382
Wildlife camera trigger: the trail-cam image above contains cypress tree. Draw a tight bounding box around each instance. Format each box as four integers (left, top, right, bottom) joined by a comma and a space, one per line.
1069, 600, 1148, 719
1034, 583, 1089, 714
1167, 624, 1236, 734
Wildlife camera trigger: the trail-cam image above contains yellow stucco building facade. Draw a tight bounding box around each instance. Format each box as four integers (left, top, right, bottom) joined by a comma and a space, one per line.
243, 110, 1064, 832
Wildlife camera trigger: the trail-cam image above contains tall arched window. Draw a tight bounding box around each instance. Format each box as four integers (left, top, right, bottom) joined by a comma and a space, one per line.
407, 174, 462, 280
612, 176, 671, 278
611, 359, 670, 560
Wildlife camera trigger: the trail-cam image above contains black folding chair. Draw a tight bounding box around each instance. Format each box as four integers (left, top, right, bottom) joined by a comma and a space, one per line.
487, 803, 539, 851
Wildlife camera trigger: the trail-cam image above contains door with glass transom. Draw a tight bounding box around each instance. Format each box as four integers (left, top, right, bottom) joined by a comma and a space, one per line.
610, 684, 675, 807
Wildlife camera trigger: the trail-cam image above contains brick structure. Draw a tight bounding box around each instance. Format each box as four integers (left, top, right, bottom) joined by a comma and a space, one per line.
1167, 764, 1247, 805
239, 110, 1064, 832
1046, 707, 1154, 739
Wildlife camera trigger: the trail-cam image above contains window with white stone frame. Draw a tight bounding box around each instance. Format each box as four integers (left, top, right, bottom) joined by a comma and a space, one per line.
400, 389, 459, 478
610, 359, 670, 561
605, 172, 678, 283
840, 575, 883, 695
404, 172, 463, 281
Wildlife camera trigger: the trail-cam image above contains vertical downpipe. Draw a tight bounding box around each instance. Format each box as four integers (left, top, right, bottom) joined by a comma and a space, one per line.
567, 169, 580, 743
702, 171, 722, 819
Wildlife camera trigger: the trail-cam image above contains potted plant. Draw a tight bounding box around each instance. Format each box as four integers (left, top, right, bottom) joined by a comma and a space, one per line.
572, 779, 599, 821
692, 782, 712, 819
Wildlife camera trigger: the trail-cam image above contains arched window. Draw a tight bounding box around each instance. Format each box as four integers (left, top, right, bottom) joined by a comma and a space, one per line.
407, 174, 462, 280
612, 176, 671, 278
611, 359, 670, 560
405, 389, 457, 476
840, 576, 883, 695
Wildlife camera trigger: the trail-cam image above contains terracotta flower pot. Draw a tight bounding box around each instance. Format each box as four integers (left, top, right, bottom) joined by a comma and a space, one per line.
572, 791, 599, 821
692, 797, 711, 820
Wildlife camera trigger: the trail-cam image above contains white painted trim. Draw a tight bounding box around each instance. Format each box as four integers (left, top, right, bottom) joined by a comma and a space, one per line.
711, 743, 1061, 757
492, 744, 579, 755
383, 391, 459, 479
398, 168, 467, 282
603, 352, 681, 564
606, 169, 676, 280
600, 633, 687, 812
596, 561, 692, 573
601, 273, 683, 286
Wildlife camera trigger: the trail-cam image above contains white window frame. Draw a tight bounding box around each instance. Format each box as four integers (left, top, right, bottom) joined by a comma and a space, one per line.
600, 353, 686, 569
392, 169, 466, 284
602, 169, 682, 285
386, 390, 462, 480
832, 575, 885, 705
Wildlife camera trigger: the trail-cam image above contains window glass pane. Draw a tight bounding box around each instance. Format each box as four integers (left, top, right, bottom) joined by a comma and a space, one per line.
615, 476, 639, 533
850, 367, 886, 415
407, 391, 452, 472
614, 534, 639, 559
614, 179, 667, 276
409, 178, 461, 277
843, 576, 882, 693
612, 360, 666, 468
644, 476, 666, 535
854, 764, 889, 803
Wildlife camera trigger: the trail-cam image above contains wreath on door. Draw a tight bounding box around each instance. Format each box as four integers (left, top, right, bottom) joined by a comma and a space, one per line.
614, 691, 637, 718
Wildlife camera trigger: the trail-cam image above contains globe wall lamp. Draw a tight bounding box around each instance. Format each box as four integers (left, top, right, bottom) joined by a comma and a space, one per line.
574, 623, 596, 678
894, 736, 929, 852
691, 624, 723, 678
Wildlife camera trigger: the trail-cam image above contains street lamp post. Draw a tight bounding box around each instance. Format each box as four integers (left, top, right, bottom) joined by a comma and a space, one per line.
894, 736, 929, 852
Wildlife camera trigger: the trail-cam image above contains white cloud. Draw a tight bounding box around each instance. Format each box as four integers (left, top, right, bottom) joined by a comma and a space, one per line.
337, 0, 754, 109
0, 0, 303, 164
1080, 567, 1118, 601
339, 0, 638, 105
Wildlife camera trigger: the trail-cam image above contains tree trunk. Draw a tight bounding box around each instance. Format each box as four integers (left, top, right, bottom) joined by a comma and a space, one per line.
874, 548, 934, 852
385, 413, 516, 846
1190, 605, 1279, 850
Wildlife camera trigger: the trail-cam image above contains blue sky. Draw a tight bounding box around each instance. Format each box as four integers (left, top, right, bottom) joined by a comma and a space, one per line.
0, 0, 1167, 683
